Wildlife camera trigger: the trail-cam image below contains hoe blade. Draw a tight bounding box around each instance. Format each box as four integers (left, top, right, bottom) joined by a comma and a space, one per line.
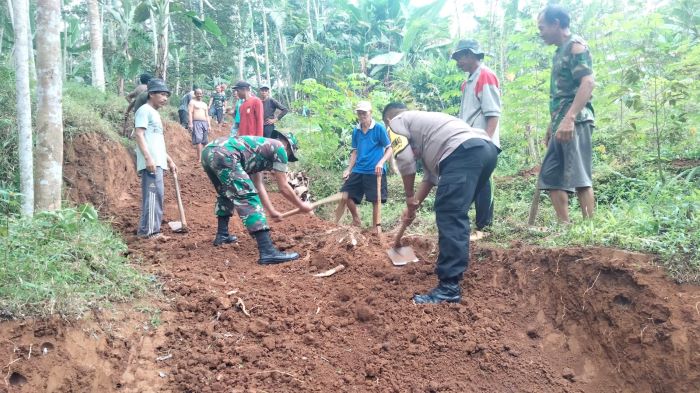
387, 246, 419, 266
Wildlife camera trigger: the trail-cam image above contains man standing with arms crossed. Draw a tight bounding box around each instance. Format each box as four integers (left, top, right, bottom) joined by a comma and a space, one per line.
260, 85, 289, 138
133, 78, 178, 240
537, 5, 596, 223
188, 88, 211, 159
452, 39, 501, 233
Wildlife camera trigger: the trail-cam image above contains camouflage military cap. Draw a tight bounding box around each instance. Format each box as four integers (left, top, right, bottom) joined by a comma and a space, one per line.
271, 130, 299, 162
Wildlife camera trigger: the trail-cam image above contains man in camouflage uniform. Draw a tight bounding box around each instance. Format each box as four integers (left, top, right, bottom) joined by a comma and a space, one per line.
537, 4, 596, 223
201, 131, 312, 264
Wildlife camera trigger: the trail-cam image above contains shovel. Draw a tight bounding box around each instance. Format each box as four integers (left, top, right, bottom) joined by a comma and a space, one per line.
333, 193, 348, 224
528, 168, 543, 226
279, 192, 347, 218
386, 219, 419, 266
373, 174, 382, 235
168, 171, 188, 233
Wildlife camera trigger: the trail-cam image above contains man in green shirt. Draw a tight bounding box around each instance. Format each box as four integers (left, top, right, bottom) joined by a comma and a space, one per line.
537, 4, 596, 223
201, 132, 313, 264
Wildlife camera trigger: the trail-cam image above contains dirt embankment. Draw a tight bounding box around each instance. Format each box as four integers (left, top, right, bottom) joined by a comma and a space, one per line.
2, 123, 699, 393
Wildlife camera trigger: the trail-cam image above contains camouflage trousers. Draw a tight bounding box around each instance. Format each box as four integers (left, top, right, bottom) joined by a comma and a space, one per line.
201, 145, 269, 233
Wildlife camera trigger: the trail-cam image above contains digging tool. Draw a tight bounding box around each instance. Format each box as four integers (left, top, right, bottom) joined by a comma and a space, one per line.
386, 219, 419, 266
333, 193, 348, 224
279, 192, 347, 218
168, 171, 188, 233
373, 174, 382, 234
313, 264, 346, 277
527, 171, 542, 226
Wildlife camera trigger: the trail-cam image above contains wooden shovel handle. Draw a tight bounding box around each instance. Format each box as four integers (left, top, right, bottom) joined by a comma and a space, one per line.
527, 173, 542, 226
173, 172, 187, 227
279, 192, 346, 218
393, 219, 409, 249
375, 174, 382, 230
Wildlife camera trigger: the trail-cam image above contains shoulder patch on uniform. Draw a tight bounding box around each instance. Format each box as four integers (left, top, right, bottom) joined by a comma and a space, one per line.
388, 128, 409, 158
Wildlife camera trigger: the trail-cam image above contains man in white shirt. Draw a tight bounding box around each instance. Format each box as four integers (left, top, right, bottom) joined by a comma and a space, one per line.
133, 78, 178, 240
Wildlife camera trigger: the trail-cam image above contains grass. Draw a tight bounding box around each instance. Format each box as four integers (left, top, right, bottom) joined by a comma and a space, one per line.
304, 151, 700, 283
0, 202, 150, 319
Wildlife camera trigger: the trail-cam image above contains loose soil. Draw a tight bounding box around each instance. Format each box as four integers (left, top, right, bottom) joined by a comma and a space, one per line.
2, 123, 699, 393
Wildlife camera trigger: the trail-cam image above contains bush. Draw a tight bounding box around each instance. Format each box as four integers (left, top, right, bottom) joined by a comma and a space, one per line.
0, 202, 150, 319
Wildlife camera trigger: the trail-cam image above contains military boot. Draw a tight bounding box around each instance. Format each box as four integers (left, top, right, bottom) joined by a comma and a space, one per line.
213, 215, 238, 246
254, 230, 299, 265
413, 278, 461, 304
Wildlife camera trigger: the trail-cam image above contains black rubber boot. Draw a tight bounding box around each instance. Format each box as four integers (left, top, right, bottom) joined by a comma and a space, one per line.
253, 230, 299, 265
413, 278, 461, 304
213, 215, 238, 246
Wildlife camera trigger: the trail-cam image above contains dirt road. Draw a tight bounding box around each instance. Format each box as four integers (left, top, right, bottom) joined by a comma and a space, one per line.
2, 123, 699, 393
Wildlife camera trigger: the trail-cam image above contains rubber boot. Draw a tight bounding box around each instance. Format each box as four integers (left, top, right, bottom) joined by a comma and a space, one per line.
413, 278, 461, 304
213, 215, 238, 246
254, 230, 299, 265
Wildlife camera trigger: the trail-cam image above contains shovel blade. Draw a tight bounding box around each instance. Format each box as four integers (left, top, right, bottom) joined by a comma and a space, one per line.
168, 221, 187, 233
386, 246, 418, 266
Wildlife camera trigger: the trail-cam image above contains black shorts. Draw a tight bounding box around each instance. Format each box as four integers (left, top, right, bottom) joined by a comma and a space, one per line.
340, 172, 387, 204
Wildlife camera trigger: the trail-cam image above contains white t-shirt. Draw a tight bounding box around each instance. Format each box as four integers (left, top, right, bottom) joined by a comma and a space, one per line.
134, 103, 169, 172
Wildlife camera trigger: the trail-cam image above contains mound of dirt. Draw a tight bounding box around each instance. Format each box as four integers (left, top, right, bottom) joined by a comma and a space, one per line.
2, 122, 699, 392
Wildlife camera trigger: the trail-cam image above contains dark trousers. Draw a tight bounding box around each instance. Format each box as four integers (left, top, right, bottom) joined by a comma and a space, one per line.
263, 124, 275, 138
214, 107, 224, 124
473, 176, 494, 229
178, 109, 189, 130
434, 139, 498, 281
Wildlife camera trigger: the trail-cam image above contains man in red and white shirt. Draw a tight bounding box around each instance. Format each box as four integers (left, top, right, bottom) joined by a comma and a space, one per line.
232, 80, 264, 137
452, 39, 502, 232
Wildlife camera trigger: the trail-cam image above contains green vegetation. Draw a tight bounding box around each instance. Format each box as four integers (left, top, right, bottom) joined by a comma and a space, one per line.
280, 0, 700, 283
0, 66, 154, 320
0, 198, 149, 319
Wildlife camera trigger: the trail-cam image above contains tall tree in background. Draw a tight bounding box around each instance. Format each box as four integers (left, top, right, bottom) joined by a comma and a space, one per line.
88, 0, 106, 91
34, 0, 63, 211
150, 0, 171, 79
12, 0, 33, 216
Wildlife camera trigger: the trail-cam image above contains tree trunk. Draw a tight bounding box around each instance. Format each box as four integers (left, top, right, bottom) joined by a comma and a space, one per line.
62, 0, 67, 81
261, 0, 270, 86
13, 0, 33, 216
275, 21, 292, 104
153, 0, 170, 79
305, 0, 314, 42
34, 0, 63, 212
87, 0, 105, 91
6, 0, 13, 27
236, 3, 244, 80
248, 0, 261, 86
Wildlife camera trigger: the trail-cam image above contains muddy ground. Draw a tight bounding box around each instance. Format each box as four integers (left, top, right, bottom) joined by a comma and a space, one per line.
2, 123, 699, 393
